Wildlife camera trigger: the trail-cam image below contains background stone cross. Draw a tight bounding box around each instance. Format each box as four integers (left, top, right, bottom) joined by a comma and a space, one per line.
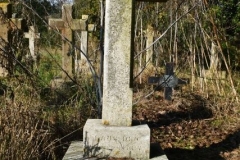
148, 62, 189, 100
75, 15, 95, 75
24, 26, 40, 61
0, 3, 23, 42
0, 2, 24, 77
48, 4, 87, 79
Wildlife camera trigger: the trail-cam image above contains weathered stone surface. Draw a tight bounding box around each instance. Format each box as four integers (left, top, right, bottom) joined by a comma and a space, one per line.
63, 141, 169, 160
75, 15, 95, 76
0, 3, 11, 42
71, 19, 87, 30
0, 24, 8, 41
9, 18, 22, 29
102, 0, 133, 126
78, 0, 170, 159
62, 141, 84, 160
83, 119, 150, 159
48, 19, 64, 29
24, 26, 40, 60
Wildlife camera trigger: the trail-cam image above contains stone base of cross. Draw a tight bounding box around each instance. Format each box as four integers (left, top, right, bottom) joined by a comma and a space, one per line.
148, 63, 189, 101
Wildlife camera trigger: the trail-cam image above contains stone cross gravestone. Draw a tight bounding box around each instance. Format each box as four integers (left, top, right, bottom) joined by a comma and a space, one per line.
24, 26, 40, 61
83, 1, 148, 158
62, 0, 169, 159
0, 2, 23, 77
82, 0, 169, 159
24, 26, 40, 70
148, 62, 189, 101
48, 4, 87, 80
75, 15, 95, 75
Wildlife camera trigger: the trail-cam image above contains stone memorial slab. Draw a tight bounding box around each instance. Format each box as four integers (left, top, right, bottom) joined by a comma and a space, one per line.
62, 141, 168, 160
84, 119, 150, 159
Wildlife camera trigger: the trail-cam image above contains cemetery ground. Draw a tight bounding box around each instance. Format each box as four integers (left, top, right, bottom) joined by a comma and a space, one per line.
0, 61, 240, 160
0, 49, 239, 160
133, 89, 240, 160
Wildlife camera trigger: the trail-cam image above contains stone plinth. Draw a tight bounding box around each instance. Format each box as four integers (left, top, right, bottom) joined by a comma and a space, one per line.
62, 141, 84, 160
83, 119, 150, 159
63, 141, 169, 160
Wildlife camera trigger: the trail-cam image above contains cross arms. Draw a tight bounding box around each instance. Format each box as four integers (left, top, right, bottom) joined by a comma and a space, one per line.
48, 18, 87, 31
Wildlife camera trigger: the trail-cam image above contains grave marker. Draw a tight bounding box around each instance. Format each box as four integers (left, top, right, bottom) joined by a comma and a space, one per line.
48, 4, 87, 79
75, 15, 95, 75
82, 0, 169, 159
63, 0, 170, 159
146, 24, 154, 65
0, 3, 23, 77
148, 62, 189, 101
200, 42, 226, 93
83, 0, 148, 158
24, 26, 40, 69
209, 42, 219, 70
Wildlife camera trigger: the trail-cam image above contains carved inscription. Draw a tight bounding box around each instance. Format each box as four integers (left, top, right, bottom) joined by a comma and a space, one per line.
94, 135, 139, 142
92, 134, 144, 155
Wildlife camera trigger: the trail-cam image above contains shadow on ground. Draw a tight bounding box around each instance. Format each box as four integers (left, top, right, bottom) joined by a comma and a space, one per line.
133, 92, 240, 160
164, 129, 240, 160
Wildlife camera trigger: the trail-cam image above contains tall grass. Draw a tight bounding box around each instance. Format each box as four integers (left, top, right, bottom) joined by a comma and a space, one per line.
0, 65, 97, 160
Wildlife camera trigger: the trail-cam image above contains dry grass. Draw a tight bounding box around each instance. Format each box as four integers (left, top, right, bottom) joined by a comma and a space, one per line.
0, 75, 97, 160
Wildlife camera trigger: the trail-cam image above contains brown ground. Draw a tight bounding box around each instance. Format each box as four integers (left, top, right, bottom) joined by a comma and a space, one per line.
133, 90, 240, 160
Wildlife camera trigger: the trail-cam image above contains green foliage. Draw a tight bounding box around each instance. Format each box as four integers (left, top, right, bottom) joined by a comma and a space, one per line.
211, 0, 240, 68
216, 0, 240, 37
136, 2, 168, 30
37, 49, 61, 87
73, 0, 100, 23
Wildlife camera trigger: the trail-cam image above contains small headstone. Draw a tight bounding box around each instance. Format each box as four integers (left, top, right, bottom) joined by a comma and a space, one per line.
148, 62, 189, 100
24, 26, 40, 70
